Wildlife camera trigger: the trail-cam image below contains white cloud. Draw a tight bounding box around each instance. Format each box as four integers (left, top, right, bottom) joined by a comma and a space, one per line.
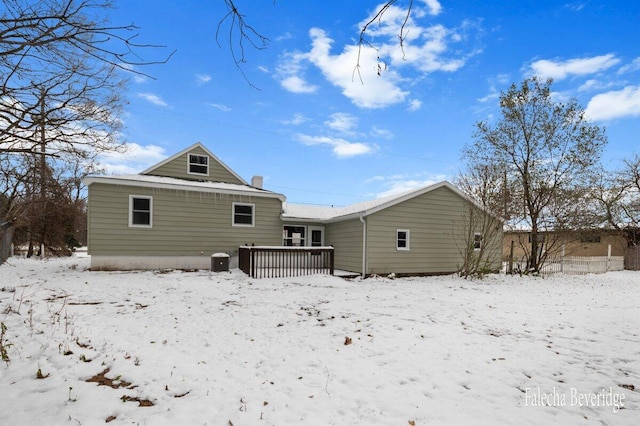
307, 28, 408, 108
371, 172, 448, 198
196, 74, 212, 84
564, 2, 587, 12
325, 113, 358, 133
137, 92, 169, 107
421, 0, 443, 15
281, 113, 308, 125
528, 54, 620, 80
281, 75, 318, 94
276, 32, 294, 42
119, 63, 148, 83
477, 91, 499, 103
577, 79, 618, 93
358, 4, 472, 74
578, 79, 600, 92
380, 24, 468, 73
478, 74, 510, 103
275, 4, 476, 109
333, 142, 374, 158
296, 133, 375, 158
375, 178, 444, 198
133, 75, 147, 84
277, 51, 318, 94
618, 57, 640, 74
207, 103, 231, 112
370, 126, 394, 139
98, 143, 167, 174
407, 99, 422, 111
585, 86, 640, 121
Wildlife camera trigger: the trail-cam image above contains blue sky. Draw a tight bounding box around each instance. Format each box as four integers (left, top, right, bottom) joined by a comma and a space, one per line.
102, 0, 640, 206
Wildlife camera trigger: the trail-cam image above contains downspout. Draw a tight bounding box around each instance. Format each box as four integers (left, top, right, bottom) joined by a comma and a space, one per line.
359, 214, 367, 276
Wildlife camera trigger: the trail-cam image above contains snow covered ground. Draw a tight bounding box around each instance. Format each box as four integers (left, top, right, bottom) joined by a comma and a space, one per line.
0, 255, 638, 425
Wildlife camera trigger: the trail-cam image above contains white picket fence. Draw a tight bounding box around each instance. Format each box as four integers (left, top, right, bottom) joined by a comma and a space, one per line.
541, 256, 624, 275
510, 255, 625, 276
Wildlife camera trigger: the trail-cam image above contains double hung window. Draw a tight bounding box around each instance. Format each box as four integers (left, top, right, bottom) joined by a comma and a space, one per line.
188, 154, 209, 175
129, 195, 152, 228
397, 229, 410, 250
233, 203, 255, 226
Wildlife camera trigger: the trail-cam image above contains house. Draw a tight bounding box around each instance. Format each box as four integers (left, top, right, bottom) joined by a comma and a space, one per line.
85, 143, 503, 275
503, 229, 628, 262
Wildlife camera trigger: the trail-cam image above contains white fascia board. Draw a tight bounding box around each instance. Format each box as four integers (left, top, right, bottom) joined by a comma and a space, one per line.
84, 176, 286, 202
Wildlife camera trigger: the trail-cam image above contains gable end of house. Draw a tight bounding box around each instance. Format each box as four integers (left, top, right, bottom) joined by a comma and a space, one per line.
141, 142, 248, 185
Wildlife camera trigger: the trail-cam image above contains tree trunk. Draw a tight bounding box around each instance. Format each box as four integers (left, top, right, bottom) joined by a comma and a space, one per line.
0, 223, 16, 264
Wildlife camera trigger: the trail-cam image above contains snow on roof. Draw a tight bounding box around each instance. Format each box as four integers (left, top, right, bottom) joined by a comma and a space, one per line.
283, 192, 403, 220
281, 203, 343, 221
283, 181, 462, 222
83, 174, 286, 201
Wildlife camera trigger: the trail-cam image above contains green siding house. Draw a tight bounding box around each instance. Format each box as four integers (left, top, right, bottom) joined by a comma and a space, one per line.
85, 143, 502, 274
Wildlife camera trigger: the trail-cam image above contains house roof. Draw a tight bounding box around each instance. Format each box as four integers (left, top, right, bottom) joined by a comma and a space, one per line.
140, 142, 248, 185
83, 174, 286, 201
283, 181, 481, 223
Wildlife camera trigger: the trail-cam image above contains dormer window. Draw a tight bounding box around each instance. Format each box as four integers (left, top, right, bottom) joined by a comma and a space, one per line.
188, 154, 209, 175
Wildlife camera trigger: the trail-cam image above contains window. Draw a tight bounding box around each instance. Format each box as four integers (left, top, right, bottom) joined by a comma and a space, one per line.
397, 229, 410, 250
311, 229, 323, 247
528, 233, 545, 244
232, 202, 254, 226
283, 225, 306, 246
129, 195, 152, 228
474, 233, 483, 251
580, 233, 601, 243
188, 153, 209, 175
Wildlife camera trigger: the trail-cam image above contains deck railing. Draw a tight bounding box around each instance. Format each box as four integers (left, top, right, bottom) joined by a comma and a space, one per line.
239, 245, 334, 278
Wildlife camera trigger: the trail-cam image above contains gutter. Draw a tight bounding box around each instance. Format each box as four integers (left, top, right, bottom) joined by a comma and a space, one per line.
359, 214, 367, 276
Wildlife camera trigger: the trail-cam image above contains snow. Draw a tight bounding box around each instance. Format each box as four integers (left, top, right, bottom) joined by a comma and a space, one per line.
1, 255, 638, 425
84, 174, 285, 200
283, 181, 464, 221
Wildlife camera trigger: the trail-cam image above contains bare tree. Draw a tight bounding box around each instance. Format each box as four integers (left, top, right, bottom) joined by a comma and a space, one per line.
462, 77, 607, 273
589, 154, 640, 247
454, 164, 504, 277
621, 154, 640, 229
217, 0, 414, 84
0, 0, 171, 261
1, 0, 172, 156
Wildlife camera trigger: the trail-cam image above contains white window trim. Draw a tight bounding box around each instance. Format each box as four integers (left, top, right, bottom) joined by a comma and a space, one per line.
232, 202, 255, 227
474, 232, 483, 251
129, 195, 153, 228
397, 229, 410, 251
187, 153, 209, 176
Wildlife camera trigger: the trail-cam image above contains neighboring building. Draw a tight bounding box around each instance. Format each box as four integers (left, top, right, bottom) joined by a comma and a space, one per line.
503, 229, 628, 261
85, 143, 503, 275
